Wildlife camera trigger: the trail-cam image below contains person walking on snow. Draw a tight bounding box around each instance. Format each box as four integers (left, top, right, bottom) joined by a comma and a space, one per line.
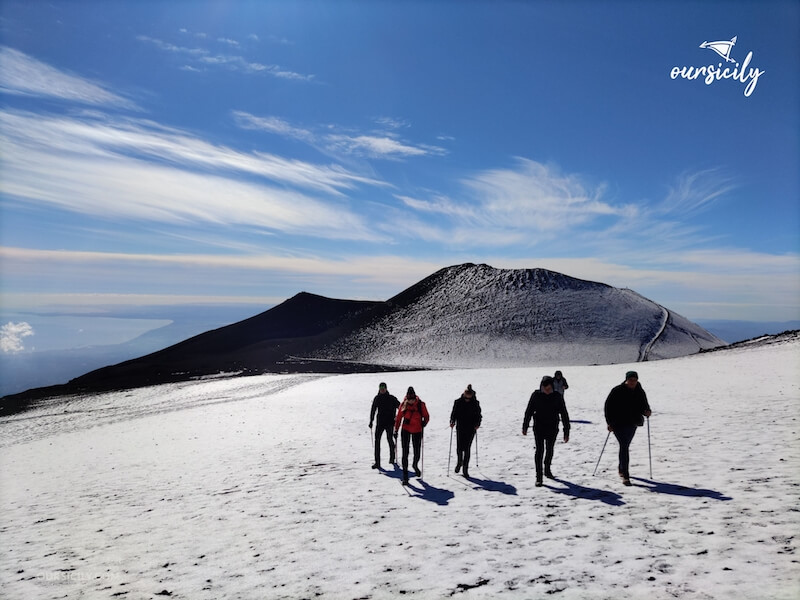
552, 370, 569, 396
369, 382, 400, 470
450, 384, 482, 479
523, 375, 570, 487
604, 371, 652, 486
394, 386, 430, 485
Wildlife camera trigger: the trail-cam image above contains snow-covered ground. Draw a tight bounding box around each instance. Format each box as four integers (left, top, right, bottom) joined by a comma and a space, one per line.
1, 337, 798, 599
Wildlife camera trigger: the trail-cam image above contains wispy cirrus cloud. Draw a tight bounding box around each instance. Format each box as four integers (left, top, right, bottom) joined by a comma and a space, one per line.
0, 109, 386, 241
137, 35, 313, 81
232, 111, 314, 142
389, 158, 630, 245
462, 158, 626, 227
135, 36, 208, 56
233, 111, 448, 159
1, 110, 382, 195
659, 168, 737, 216
0, 46, 139, 110
326, 134, 434, 158
392, 159, 742, 258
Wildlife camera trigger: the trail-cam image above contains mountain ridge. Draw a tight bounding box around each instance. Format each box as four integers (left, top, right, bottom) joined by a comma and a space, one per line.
1, 263, 725, 414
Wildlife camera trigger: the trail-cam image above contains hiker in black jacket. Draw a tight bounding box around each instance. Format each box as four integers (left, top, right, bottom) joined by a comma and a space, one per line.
605, 370, 651, 485
450, 384, 482, 479
369, 382, 400, 470
523, 375, 570, 486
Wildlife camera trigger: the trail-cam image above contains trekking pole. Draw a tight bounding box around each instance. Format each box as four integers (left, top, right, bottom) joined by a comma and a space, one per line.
475, 430, 479, 468
447, 426, 453, 475
421, 432, 424, 478
593, 431, 612, 476
647, 417, 652, 479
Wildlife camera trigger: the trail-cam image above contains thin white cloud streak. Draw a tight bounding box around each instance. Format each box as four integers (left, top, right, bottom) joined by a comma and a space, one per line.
0, 47, 139, 110
0, 293, 284, 310
326, 134, 435, 158
233, 111, 447, 159
232, 111, 315, 142
135, 36, 208, 56
660, 168, 737, 215
137, 35, 313, 81
0, 321, 34, 353
0, 247, 439, 285
672, 249, 799, 272
0, 247, 444, 308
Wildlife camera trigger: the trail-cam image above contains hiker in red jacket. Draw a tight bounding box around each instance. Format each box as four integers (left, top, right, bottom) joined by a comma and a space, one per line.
394, 386, 430, 485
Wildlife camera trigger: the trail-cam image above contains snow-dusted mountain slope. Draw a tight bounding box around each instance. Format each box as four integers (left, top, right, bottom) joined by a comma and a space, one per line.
1, 334, 797, 599
1, 264, 725, 411
317, 263, 725, 368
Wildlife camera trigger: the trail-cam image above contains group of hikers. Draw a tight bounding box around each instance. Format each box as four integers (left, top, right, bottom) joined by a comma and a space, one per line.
368, 370, 651, 487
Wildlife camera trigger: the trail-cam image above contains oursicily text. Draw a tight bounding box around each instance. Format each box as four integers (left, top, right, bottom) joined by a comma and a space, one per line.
670, 51, 764, 97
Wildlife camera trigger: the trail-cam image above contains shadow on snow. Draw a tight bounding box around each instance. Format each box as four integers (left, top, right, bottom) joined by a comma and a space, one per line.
404, 480, 456, 505
545, 478, 625, 506
380, 465, 455, 505
467, 474, 518, 495
631, 477, 732, 500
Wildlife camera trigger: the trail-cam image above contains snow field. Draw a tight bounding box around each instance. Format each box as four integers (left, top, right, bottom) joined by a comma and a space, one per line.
1, 340, 798, 599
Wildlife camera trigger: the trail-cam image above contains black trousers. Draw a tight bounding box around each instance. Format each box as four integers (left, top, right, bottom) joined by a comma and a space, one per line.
400, 429, 422, 478
456, 428, 476, 472
374, 421, 396, 465
613, 425, 637, 478
533, 428, 558, 479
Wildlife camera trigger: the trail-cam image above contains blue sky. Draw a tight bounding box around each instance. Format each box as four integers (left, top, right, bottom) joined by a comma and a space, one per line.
1, 1, 798, 353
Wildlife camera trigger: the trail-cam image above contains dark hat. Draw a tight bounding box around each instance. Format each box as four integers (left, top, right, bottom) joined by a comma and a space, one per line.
379, 382, 387, 389
541, 375, 554, 387
625, 371, 639, 380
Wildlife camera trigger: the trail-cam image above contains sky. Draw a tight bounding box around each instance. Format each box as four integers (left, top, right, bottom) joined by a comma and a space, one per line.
1, 0, 799, 353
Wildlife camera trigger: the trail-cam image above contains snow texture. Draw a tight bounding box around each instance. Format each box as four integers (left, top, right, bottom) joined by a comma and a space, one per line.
1, 334, 798, 599
316, 264, 725, 369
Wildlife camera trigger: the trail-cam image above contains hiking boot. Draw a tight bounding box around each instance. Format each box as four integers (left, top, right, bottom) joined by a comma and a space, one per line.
463, 470, 470, 479
402, 478, 409, 486
371, 463, 379, 469
455, 459, 462, 473
414, 466, 422, 477
545, 469, 555, 479
623, 478, 632, 486
535, 479, 543, 487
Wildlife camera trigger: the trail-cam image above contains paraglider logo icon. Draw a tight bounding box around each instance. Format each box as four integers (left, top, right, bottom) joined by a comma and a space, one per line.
699, 36, 737, 63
